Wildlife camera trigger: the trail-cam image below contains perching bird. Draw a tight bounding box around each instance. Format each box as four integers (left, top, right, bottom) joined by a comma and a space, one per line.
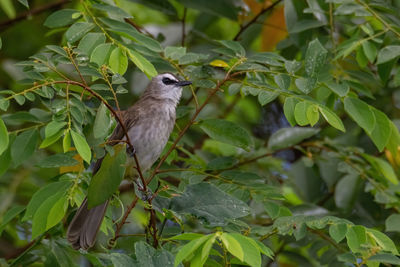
67, 73, 191, 250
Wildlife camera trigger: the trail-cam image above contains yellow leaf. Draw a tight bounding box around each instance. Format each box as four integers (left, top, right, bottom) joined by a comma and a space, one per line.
210, 59, 229, 68
60, 152, 84, 173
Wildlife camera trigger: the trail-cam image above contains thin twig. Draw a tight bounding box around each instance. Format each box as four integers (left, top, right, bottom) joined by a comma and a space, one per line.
124, 18, 155, 38
309, 229, 346, 252
0, 0, 69, 31
355, 0, 400, 38
108, 196, 139, 248
100, 66, 121, 113
233, 0, 283, 41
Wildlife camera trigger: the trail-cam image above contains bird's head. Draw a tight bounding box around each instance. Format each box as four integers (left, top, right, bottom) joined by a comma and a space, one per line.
145, 73, 192, 104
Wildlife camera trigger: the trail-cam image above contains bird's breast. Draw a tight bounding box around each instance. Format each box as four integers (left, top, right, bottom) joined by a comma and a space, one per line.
126, 105, 176, 172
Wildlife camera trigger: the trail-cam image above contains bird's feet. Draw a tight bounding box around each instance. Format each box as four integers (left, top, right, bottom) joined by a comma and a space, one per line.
134, 179, 153, 201
127, 146, 135, 157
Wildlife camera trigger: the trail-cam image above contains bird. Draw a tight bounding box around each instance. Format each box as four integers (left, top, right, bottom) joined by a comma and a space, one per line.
66, 73, 192, 250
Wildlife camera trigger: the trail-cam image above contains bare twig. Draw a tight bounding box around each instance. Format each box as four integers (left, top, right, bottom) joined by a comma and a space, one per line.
124, 18, 155, 38
233, 0, 283, 41
0, 0, 70, 31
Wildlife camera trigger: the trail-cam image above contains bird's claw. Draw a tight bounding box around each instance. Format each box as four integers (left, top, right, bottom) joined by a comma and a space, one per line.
127, 146, 136, 157
134, 179, 153, 201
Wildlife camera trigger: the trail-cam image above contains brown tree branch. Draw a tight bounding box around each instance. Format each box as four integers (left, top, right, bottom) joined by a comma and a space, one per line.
0, 0, 70, 31
233, 0, 283, 41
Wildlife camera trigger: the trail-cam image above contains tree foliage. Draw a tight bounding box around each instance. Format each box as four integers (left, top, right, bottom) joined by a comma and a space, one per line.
1, 0, 400, 266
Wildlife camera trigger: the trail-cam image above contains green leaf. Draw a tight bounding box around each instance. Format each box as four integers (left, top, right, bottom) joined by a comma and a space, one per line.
45, 121, 67, 138
32, 192, 68, 239
318, 106, 345, 132
264, 201, 280, 219
0, 0, 16, 18
170, 183, 250, 226
304, 38, 328, 77
90, 43, 113, 67
218, 40, 245, 57
385, 214, 400, 232
127, 49, 157, 78
294, 101, 310, 126
0, 140, 11, 177
88, 144, 126, 208
346, 225, 366, 252
93, 103, 110, 140
174, 235, 210, 267
107, 25, 162, 53
40, 129, 64, 149
169, 233, 205, 241
78, 32, 106, 55
0, 117, 9, 156
11, 129, 38, 167
324, 81, 349, 97
134, 241, 177, 267
200, 119, 252, 150
283, 97, 298, 126
92, 3, 132, 19
37, 154, 78, 168
110, 253, 137, 267
63, 131, 71, 153
70, 130, 91, 164
0, 206, 25, 235
258, 91, 278, 106
362, 41, 377, 63
344, 97, 375, 134
207, 156, 238, 170
220, 233, 244, 261
377, 45, 400, 64
23, 181, 72, 221
363, 154, 398, 185
254, 240, 274, 259
356, 46, 368, 68
274, 74, 291, 90
378, 59, 395, 84
368, 229, 398, 254
290, 20, 326, 34
295, 77, 316, 94
201, 235, 216, 263
0, 98, 10, 111
329, 223, 348, 243
65, 22, 95, 43
14, 94, 25, 105
44, 9, 81, 28
17, 0, 29, 8
369, 253, 400, 265
229, 233, 262, 267
109, 47, 128, 75
369, 108, 391, 152
307, 104, 320, 126
334, 174, 360, 211
268, 127, 319, 151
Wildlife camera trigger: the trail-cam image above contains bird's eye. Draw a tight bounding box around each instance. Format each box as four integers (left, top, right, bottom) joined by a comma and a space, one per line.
162, 77, 177, 85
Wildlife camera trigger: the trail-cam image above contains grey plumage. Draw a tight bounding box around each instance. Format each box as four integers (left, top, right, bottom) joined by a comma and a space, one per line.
67, 73, 191, 250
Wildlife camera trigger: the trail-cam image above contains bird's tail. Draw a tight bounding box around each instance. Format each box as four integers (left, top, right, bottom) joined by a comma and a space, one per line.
66, 198, 109, 250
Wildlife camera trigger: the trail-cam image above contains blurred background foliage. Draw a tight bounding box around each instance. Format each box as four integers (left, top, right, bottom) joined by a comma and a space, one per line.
1, 0, 400, 266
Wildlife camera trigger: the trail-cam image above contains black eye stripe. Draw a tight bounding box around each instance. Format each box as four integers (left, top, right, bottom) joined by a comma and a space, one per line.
162, 77, 178, 85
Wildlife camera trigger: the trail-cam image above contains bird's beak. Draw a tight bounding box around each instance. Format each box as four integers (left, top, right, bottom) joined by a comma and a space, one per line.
176, 80, 192, 87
